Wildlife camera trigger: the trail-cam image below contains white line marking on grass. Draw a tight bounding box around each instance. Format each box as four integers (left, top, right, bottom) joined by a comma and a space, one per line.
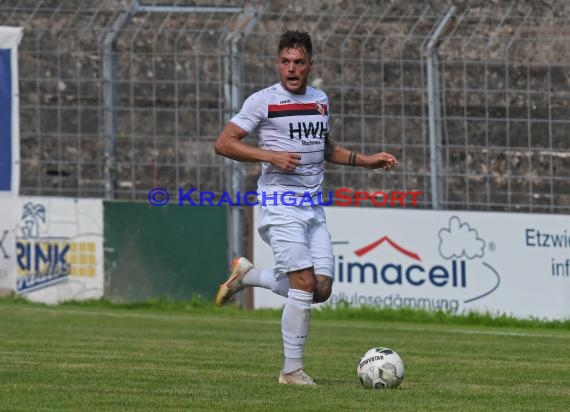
386, 325, 570, 339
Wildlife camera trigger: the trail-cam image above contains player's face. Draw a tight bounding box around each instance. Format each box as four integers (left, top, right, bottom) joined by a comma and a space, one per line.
277, 47, 312, 95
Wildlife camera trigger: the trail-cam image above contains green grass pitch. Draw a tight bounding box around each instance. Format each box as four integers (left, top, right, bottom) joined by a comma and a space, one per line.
1, 298, 569, 411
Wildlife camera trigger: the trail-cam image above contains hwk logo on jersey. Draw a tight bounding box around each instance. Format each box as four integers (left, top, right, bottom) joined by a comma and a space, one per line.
289, 121, 328, 140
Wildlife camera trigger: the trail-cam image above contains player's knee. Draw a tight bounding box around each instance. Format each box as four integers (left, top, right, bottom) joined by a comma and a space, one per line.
313, 275, 333, 303
313, 286, 332, 303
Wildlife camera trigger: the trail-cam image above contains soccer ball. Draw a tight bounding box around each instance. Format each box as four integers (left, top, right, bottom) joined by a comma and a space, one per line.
357, 347, 404, 389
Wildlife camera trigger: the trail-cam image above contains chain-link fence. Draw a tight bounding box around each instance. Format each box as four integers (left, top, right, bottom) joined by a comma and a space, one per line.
2, 0, 569, 214
437, 5, 570, 213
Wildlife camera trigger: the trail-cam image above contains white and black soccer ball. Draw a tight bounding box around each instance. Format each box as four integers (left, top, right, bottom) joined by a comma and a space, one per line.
357, 347, 404, 389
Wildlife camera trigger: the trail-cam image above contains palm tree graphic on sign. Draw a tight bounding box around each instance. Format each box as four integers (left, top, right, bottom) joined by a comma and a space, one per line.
20, 202, 46, 239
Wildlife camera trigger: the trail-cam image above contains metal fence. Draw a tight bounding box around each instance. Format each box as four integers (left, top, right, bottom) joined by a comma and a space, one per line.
2, 0, 569, 215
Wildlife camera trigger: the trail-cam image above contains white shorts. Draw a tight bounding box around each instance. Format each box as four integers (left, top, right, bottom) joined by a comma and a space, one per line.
258, 204, 334, 280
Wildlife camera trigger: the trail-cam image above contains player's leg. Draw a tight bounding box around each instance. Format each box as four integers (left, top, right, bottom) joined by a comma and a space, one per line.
238, 205, 307, 297
214, 207, 290, 306
248, 206, 295, 297
278, 266, 316, 385
309, 208, 334, 303
214, 259, 291, 306
265, 218, 317, 385
215, 223, 334, 305
241, 266, 290, 296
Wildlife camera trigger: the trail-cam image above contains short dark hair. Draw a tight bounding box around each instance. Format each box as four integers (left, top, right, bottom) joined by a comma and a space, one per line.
278, 30, 312, 58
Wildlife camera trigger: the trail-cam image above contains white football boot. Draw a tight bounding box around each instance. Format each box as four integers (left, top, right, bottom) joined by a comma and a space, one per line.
278, 369, 316, 386
214, 257, 254, 307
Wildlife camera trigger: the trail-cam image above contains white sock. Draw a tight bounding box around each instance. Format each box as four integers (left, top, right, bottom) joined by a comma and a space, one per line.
283, 357, 302, 374
281, 288, 313, 373
243, 268, 289, 297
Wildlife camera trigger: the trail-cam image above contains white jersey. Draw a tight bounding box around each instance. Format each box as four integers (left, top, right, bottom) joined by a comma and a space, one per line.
230, 82, 329, 205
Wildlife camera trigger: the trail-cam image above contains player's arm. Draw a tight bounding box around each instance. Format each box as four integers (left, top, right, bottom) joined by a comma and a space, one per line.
214, 122, 301, 172
324, 136, 398, 170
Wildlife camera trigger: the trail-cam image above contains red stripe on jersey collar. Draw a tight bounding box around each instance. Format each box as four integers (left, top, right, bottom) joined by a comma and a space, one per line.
268, 103, 328, 112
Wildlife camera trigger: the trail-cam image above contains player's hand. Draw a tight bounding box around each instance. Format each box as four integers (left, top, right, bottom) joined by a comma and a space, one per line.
363, 152, 398, 170
270, 152, 302, 172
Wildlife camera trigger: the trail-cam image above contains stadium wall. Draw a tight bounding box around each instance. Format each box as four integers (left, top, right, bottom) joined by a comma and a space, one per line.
0, 196, 104, 304
104, 202, 227, 302
2, 198, 228, 303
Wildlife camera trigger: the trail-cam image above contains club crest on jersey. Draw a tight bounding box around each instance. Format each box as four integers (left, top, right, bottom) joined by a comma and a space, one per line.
316, 102, 326, 116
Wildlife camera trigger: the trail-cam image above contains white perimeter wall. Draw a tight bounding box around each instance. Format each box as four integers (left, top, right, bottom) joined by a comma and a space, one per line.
0, 196, 103, 304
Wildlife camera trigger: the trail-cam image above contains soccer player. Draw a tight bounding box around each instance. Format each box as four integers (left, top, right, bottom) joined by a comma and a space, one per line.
214, 30, 397, 385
